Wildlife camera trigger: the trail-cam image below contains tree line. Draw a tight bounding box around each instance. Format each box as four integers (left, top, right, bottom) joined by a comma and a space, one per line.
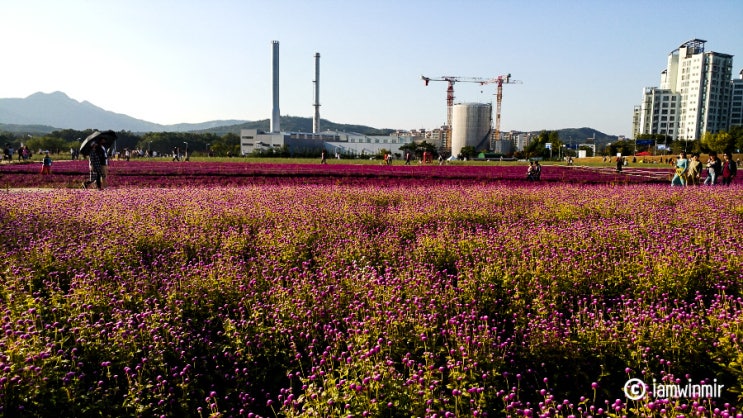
615, 127, 743, 156
0, 130, 241, 157
517, 128, 743, 160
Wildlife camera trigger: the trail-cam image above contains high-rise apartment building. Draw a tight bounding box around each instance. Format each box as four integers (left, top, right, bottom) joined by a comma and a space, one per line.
633, 39, 735, 141
731, 69, 743, 127
633, 88, 681, 141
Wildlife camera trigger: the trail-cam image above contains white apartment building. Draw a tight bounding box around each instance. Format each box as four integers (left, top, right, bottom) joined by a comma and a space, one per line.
511, 132, 532, 152
634, 88, 681, 141
731, 69, 743, 127
634, 39, 734, 141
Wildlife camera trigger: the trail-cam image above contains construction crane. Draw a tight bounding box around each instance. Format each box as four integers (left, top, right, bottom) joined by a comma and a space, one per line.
478, 74, 522, 149
421, 75, 492, 151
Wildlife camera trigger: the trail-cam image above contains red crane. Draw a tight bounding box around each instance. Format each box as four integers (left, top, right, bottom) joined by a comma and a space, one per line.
478, 74, 522, 149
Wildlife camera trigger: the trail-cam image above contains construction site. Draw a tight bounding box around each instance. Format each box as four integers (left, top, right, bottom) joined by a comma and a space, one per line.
241, 41, 522, 159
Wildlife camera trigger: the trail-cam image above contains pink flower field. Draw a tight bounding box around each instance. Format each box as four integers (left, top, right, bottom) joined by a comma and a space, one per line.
0, 160, 673, 188
1, 162, 742, 417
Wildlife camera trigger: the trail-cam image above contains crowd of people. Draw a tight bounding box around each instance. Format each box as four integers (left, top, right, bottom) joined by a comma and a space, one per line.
2, 145, 32, 162
671, 151, 737, 186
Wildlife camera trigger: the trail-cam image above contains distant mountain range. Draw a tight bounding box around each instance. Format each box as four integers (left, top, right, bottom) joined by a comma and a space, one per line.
0, 91, 617, 143
0, 91, 246, 133
0, 91, 396, 136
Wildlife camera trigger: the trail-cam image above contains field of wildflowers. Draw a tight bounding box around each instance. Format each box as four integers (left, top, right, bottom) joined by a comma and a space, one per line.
1, 161, 742, 417
0, 159, 671, 188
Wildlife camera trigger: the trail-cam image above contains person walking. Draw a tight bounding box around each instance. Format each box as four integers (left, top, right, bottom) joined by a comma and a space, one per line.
671, 151, 688, 186
40, 151, 52, 175
703, 154, 716, 185
686, 154, 701, 186
721, 152, 737, 186
98, 144, 109, 189
83, 142, 103, 189
703, 153, 721, 185
526, 161, 535, 180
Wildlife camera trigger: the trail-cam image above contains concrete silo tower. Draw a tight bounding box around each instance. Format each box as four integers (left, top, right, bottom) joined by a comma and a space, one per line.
451, 103, 492, 158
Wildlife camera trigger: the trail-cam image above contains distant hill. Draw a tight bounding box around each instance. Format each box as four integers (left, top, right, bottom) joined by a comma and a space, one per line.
0, 91, 618, 142
552, 127, 618, 147
195, 116, 395, 136
0, 91, 246, 133
0, 92, 163, 132
0, 123, 59, 136
0, 91, 395, 136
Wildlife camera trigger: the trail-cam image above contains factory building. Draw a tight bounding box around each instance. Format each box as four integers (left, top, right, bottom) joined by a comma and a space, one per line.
240, 129, 334, 156
241, 40, 418, 159
240, 128, 415, 158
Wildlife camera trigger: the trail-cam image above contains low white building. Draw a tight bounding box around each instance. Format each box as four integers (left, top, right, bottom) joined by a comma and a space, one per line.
240, 129, 334, 156
240, 129, 415, 157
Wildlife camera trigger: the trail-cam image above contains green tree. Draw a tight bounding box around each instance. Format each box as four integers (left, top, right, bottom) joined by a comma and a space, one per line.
731, 126, 743, 152
702, 131, 733, 154
523, 131, 546, 159
398, 142, 417, 158
524, 130, 562, 160
138, 132, 222, 156
459, 146, 476, 159
25, 136, 70, 153
0, 132, 20, 148
209, 133, 240, 157
605, 140, 634, 156
404, 141, 438, 159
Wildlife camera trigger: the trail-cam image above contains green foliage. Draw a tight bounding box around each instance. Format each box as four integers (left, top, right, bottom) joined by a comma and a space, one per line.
524, 130, 562, 159
702, 131, 736, 154
138, 131, 227, 156
732, 126, 743, 152
399, 140, 438, 158
604, 139, 635, 156
24, 136, 70, 153
459, 145, 476, 159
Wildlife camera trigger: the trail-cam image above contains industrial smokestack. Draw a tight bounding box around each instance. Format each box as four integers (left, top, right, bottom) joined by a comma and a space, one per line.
313, 52, 321, 134
271, 40, 280, 133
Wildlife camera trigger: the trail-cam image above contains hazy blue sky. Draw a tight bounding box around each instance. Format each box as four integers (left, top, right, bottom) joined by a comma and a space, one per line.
2, 0, 742, 136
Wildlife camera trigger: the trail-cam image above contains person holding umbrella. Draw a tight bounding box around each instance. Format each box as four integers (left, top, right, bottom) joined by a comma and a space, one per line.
79, 130, 116, 190
82, 142, 104, 190
97, 142, 109, 189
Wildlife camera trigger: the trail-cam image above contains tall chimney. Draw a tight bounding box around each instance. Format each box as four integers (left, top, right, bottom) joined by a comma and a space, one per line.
271, 40, 280, 133
313, 52, 321, 134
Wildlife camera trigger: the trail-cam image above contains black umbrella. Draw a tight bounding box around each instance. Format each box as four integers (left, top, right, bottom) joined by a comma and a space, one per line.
80, 130, 117, 156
